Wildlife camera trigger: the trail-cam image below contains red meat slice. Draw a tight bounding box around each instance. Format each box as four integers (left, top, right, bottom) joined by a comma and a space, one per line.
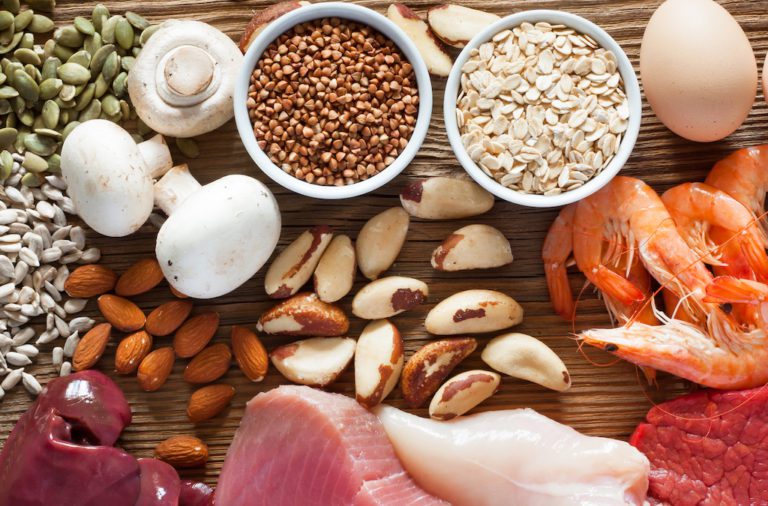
631, 387, 768, 506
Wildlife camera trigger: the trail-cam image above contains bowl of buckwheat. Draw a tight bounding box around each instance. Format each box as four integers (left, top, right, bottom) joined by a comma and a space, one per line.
444, 10, 641, 208
235, 2, 432, 200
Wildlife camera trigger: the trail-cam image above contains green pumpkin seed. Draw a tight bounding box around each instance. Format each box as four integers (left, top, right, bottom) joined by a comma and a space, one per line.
4, 61, 20, 85
52, 44, 73, 61
22, 151, 48, 172
0, 150, 12, 179
21, 172, 42, 187
28, 14, 55, 34
33, 128, 60, 139
26, 0, 55, 12
73, 16, 95, 36
0, 127, 16, 147
115, 18, 133, 51
0, 73, 5, 86
67, 49, 91, 68
83, 32, 102, 55
0, 85, 18, 99
140, 25, 160, 46
13, 10, 32, 32
42, 39, 54, 59
13, 69, 38, 101
19, 32, 32, 49
112, 71, 127, 97
0, 99, 9, 115
58, 83, 76, 102
39, 77, 62, 99
31, 115, 44, 131
2, 0, 19, 15
120, 55, 135, 72
90, 73, 107, 97
46, 153, 60, 173
101, 16, 120, 44
57, 62, 90, 85
18, 109, 33, 127
90, 43, 114, 75
4, 113, 14, 128
13, 47, 40, 66
176, 138, 199, 159
24, 132, 57, 155
119, 99, 129, 118
41, 99, 59, 128
92, 4, 109, 33
124, 11, 150, 31
78, 98, 100, 121
74, 83, 94, 112
54, 26, 85, 49
101, 93, 119, 116
0, 32, 22, 55
0, 12, 13, 31
101, 51, 119, 81
61, 120, 78, 140
0, 26, 15, 46
22, 63, 39, 81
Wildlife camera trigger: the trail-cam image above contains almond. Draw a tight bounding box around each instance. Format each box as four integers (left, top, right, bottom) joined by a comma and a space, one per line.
173, 312, 220, 358
352, 276, 428, 319
356, 208, 409, 280
146, 300, 194, 336
64, 264, 117, 298
313, 234, 356, 303
231, 326, 268, 382
170, 286, 189, 299
115, 330, 153, 375
429, 370, 501, 421
271, 337, 356, 387
183, 343, 232, 384
187, 383, 235, 422
431, 225, 513, 271
265, 225, 334, 298
72, 323, 112, 371
400, 177, 494, 220
425, 289, 524, 335
386, 4, 452, 77
401, 337, 477, 408
115, 258, 165, 297
238, 0, 310, 52
427, 5, 500, 48
137, 347, 175, 392
155, 435, 209, 468
355, 320, 404, 408
97, 294, 146, 332
257, 292, 349, 336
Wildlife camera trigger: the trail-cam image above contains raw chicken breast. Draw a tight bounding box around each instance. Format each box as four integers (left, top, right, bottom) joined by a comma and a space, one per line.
215, 385, 447, 506
375, 405, 649, 506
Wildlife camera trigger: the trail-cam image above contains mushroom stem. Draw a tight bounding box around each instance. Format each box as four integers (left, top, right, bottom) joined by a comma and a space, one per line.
154, 164, 202, 215
138, 134, 173, 179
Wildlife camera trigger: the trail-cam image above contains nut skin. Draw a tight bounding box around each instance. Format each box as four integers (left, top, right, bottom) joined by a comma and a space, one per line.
270, 336, 356, 387
265, 225, 334, 299
115, 258, 164, 296
352, 276, 429, 319
231, 325, 268, 382
146, 299, 194, 336
401, 337, 477, 408
386, 3, 452, 77
481, 332, 571, 392
426, 5, 500, 48
173, 312, 220, 358
97, 294, 146, 332
183, 343, 232, 384
425, 289, 523, 335
257, 292, 350, 337
238, 0, 310, 52
72, 323, 111, 371
155, 435, 209, 468
355, 319, 404, 408
115, 330, 152, 375
356, 207, 410, 280
429, 370, 501, 421
187, 383, 235, 423
400, 177, 495, 220
137, 347, 175, 392
314, 234, 356, 303
431, 224, 513, 271
64, 264, 117, 298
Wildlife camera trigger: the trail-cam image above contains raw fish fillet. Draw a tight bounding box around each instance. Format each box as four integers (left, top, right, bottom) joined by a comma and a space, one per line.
375, 405, 649, 506
215, 385, 447, 506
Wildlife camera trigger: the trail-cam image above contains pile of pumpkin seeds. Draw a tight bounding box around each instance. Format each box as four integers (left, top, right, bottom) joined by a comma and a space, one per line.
0, 2, 159, 185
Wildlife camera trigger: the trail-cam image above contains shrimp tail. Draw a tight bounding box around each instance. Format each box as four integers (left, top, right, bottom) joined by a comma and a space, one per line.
741, 239, 768, 282
545, 264, 575, 321
592, 265, 646, 305
704, 276, 768, 304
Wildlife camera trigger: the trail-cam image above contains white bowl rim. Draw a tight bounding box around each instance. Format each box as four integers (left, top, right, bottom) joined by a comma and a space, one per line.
234, 2, 433, 200
443, 9, 642, 208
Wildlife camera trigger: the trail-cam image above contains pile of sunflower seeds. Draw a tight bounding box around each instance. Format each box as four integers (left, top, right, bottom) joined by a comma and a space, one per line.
0, 152, 98, 399
456, 21, 630, 196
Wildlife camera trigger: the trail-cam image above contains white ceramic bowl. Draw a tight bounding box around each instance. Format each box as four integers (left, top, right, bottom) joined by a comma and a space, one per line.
444, 10, 641, 208
235, 2, 433, 200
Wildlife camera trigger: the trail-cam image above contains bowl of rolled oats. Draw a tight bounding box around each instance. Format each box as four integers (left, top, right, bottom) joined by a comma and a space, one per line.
444, 10, 641, 208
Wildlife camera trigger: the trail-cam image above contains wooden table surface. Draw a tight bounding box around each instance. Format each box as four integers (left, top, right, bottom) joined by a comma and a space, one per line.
1, 0, 767, 488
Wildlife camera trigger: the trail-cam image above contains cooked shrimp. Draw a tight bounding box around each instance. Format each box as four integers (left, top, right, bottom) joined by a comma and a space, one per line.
705, 145, 768, 245
705, 276, 768, 325
543, 204, 577, 321
661, 182, 768, 281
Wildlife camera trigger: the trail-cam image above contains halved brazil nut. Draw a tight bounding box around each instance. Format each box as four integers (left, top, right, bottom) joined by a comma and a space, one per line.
431, 224, 513, 271
352, 276, 428, 320
265, 225, 334, 298
481, 333, 571, 392
425, 289, 523, 335
427, 5, 500, 48
429, 370, 501, 421
355, 320, 404, 408
400, 177, 494, 220
271, 337, 356, 387
356, 207, 409, 280
401, 337, 477, 408
313, 234, 356, 303
257, 292, 350, 336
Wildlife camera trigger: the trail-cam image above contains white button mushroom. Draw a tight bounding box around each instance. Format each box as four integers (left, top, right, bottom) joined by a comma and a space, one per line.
128, 20, 244, 138
154, 165, 281, 299
61, 120, 173, 237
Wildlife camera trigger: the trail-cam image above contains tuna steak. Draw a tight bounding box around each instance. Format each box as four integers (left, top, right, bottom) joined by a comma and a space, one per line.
631, 387, 768, 505
215, 385, 447, 505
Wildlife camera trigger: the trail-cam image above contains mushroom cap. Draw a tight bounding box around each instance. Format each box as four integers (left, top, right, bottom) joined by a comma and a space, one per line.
155, 175, 281, 298
128, 20, 243, 138
61, 120, 154, 237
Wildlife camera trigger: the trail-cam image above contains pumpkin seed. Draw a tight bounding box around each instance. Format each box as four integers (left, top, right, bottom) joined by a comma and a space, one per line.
52, 44, 73, 61
26, 0, 55, 11
22, 63, 39, 82
41, 57, 59, 79
0, 128, 16, 147
12, 127, 25, 149
131, 46, 140, 58
54, 26, 84, 49
112, 71, 127, 97
57, 63, 90, 85
140, 25, 160, 46
13, 69, 38, 101
34, 128, 60, 139
18, 32, 32, 49
92, 4, 109, 33
119, 99, 130, 119
115, 18, 133, 51
0, 32, 22, 55
101, 51, 119, 81
10, 95, 23, 114
13, 48, 39, 66
4, 113, 14, 128
78, 98, 100, 121
101, 93, 119, 116
125, 11, 150, 31
21, 172, 42, 187
0, 12, 13, 32
120, 56, 135, 72
41, 100, 58, 128
0, 86, 18, 99
67, 50, 90, 68
61, 121, 78, 140
2, 0, 19, 15
74, 83, 94, 112
0, 150, 11, 178
73, 17, 95, 36
39, 78, 62, 99
22, 152, 47, 172
24, 133, 57, 156
83, 32, 102, 56
42, 39, 54, 59
31, 114, 44, 130
46, 153, 60, 172
0, 25, 14, 46
101, 16, 119, 44
90, 43, 114, 75
0, 100, 9, 115
13, 11, 32, 32
93, 73, 109, 98
176, 138, 200, 159
18, 109, 32, 127
28, 14, 54, 34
